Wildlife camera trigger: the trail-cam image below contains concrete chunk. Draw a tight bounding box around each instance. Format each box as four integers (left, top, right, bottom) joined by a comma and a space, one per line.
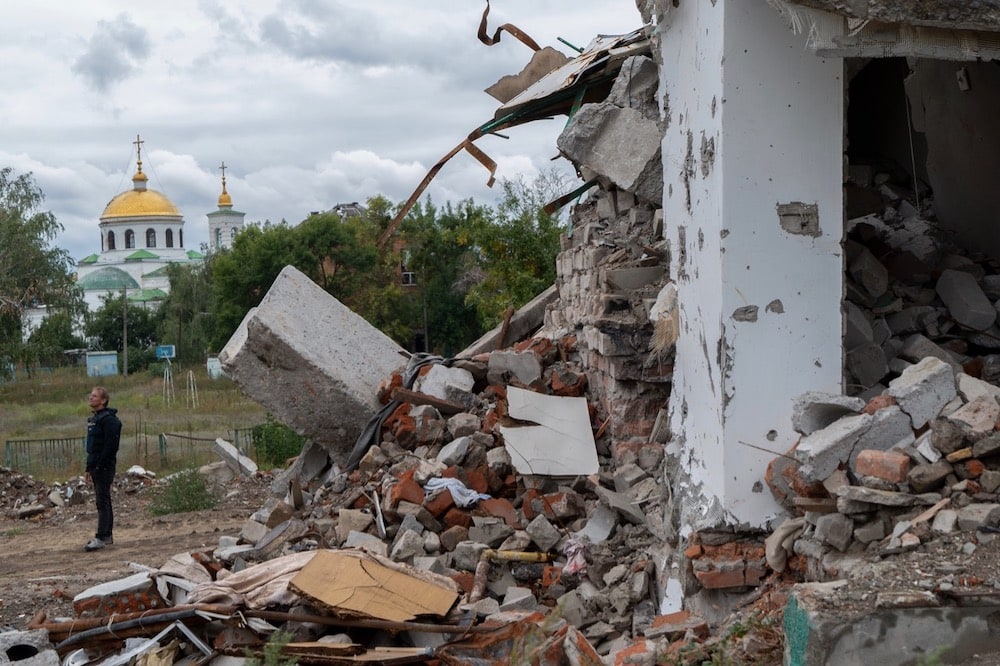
936, 268, 996, 331
795, 413, 873, 482
886, 356, 957, 429
557, 102, 663, 206
219, 265, 405, 463
213, 438, 258, 477
791, 392, 866, 436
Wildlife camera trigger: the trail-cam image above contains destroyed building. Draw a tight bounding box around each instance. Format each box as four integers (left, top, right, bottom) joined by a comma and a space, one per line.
10, 1, 1000, 665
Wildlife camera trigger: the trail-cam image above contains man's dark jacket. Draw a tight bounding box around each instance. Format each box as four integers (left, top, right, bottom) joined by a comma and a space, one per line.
86, 407, 122, 473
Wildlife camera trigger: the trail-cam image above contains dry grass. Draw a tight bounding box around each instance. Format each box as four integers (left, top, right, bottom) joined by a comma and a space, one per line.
0, 364, 268, 480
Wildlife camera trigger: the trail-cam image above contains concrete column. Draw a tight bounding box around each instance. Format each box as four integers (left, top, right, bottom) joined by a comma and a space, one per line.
661, 1, 844, 531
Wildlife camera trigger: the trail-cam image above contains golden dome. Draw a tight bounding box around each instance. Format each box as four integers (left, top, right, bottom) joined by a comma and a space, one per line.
101, 168, 181, 219
218, 161, 233, 207
102, 189, 181, 218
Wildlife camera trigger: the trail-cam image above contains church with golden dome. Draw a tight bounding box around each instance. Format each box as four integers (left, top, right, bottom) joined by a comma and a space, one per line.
74, 137, 245, 312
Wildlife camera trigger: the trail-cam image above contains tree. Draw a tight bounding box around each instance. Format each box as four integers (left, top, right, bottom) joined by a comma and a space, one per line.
400, 198, 491, 355
0, 168, 82, 375
157, 260, 215, 362
465, 172, 567, 329
24, 311, 86, 368
85, 292, 159, 371
210, 210, 379, 351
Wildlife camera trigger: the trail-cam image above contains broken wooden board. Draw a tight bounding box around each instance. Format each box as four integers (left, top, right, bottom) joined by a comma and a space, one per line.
289, 550, 458, 622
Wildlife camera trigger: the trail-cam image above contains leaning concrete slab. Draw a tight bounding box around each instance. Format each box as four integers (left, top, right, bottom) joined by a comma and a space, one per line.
219, 265, 405, 463
785, 581, 1000, 665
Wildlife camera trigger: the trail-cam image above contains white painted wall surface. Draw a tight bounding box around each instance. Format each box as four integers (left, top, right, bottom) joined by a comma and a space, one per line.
662, 0, 844, 529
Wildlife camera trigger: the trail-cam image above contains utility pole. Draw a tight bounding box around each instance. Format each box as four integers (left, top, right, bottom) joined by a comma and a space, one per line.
122, 287, 129, 377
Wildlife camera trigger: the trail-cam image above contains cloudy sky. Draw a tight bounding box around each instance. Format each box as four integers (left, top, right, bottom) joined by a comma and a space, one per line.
0, 1, 642, 262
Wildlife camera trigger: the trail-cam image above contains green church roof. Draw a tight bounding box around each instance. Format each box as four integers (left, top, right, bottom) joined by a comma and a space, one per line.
78, 254, 99, 264
142, 266, 171, 278
125, 249, 160, 260
128, 288, 168, 302
76, 267, 139, 290
186, 249, 205, 259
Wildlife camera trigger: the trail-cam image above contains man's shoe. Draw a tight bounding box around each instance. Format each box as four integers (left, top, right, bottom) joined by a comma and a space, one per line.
85, 538, 105, 551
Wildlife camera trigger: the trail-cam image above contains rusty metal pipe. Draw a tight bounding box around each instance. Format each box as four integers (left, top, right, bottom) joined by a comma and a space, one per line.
245, 609, 490, 634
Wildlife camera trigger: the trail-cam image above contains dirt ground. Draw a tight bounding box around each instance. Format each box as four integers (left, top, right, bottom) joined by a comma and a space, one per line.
0, 471, 275, 628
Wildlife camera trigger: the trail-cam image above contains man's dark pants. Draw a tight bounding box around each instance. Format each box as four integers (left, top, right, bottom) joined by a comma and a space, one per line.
92, 467, 114, 540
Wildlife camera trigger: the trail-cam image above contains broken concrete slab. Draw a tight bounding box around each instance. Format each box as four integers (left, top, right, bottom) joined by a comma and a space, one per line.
213, 438, 258, 477
792, 392, 867, 436
557, 103, 663, 206
936, 268, 997, 331
498, 387, 599, 476
219, 265, 405, 463
886, 356, 957, 429
460, 285, 557, 357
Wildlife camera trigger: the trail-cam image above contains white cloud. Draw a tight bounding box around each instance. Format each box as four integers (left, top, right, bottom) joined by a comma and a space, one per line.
0, 0, 643, 261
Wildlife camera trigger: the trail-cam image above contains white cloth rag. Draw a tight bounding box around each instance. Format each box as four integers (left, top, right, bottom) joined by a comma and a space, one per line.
424, 476, 491, 508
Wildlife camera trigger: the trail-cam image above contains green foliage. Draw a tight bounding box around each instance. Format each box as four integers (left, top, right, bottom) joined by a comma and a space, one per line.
85, 293, 160, 357
24, 310, 86, 368
246, 630, 298, 666
157, 261, 216, 362
0, 168, 82, 376
253, 415, 305, 468
210, 211, 378, 350
465, 173, 566, 329
148, 468, 220, 515
400, 198, 491, 355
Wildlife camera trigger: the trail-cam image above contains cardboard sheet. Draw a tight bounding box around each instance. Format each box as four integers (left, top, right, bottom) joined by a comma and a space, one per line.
289, 550, 458, 622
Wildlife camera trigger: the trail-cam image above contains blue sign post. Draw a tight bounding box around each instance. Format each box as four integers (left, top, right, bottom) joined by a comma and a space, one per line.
155, 345, 176, 360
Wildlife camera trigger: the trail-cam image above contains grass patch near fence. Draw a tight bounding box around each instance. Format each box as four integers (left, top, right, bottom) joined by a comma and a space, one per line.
0, 365, 269, 481
148, 469, 221, 515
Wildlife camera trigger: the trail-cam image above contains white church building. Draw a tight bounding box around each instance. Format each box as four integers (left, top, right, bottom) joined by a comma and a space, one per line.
74, 140, 245, 312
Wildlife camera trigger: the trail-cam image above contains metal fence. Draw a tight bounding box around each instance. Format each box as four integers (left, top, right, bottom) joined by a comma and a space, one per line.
4, 436, 85, 477
4, 426, 261, 480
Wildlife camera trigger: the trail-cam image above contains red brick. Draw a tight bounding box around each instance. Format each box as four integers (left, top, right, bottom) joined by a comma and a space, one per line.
388, 474, 424, 509
479, 497, 521, 528
854, 449, 910, 483
549, 365, 588, 397
693, 566, 745, 590
966, 459, 986, 479
442, 508, 472, 529
612, 639, 657, 666
684, 544, 703, 559
376, 372, 403, 405
450, 572, 475, 594
423, 489, 455, 518
541, 565, 562, 589
863, 394, 898, 415
531, 491, 585, 520
648, 611, 709, 640
465, 469, 488, 494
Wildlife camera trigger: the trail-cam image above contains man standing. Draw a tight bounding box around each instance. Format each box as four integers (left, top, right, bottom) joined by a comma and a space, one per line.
85, 386, 122, 551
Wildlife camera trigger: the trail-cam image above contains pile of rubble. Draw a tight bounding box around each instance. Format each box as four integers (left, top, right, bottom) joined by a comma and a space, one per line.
842, 170, 1000, 398
0, 466, 163, 521
0, 326, 771, 665
769, 354, 1000, 581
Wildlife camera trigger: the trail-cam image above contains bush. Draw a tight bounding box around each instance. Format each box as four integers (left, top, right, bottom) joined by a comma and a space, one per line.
148, 468, 220, 515
253, 415, 305, 468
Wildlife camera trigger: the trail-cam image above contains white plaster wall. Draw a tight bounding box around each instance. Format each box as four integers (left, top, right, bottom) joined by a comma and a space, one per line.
663, 0, 844, 529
